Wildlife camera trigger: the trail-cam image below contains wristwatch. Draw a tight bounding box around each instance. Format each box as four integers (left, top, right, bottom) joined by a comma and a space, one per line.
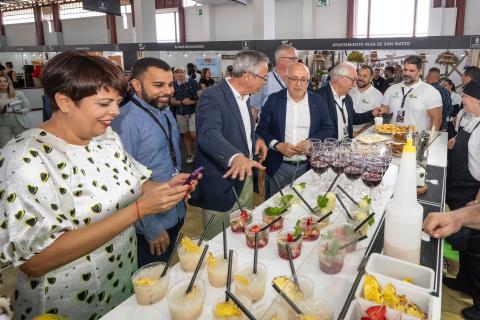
272, 141, 281, 151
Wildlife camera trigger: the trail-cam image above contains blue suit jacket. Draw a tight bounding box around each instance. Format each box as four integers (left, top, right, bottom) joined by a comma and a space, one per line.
316, 84, 374, 139
188, 80, 256, 212
256, 89, 335, 177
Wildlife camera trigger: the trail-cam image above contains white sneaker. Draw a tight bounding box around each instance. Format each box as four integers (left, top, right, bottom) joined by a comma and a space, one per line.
186, 155, 194, 164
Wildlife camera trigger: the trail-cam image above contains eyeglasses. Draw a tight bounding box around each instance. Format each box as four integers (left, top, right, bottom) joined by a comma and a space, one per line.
280, 56, 298, 62
287, 76, 309, 84
341, 74, 357, 83
251, 72, 268, 82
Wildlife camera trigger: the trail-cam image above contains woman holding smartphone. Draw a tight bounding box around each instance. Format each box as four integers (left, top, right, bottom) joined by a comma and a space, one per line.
0, 74, 32, 147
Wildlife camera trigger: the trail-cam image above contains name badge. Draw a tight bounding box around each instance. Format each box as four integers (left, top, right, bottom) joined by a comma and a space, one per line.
396, 110, 406, 124
343, 126, 349, 138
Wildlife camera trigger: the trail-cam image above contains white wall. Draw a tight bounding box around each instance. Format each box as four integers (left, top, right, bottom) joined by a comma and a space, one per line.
214, 4, 254, 40
185, 7, 205, 41
314, 0, 347, 38
5, 23, 37, 46
275, 0, 302, 39
116, 13, 135, 43
464, 0, 480, 35
62, 16, 108, 45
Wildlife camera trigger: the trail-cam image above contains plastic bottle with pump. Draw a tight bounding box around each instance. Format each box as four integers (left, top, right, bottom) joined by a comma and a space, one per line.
383, 132, 424, 264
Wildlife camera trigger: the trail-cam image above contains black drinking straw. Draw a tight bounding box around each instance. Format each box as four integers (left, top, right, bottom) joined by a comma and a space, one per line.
337, 185, 359, 205
290, 161, 300, 187
231, 186, 243, 210
198, 214, 215, 245
253, 233, 258, 274
272, 176, 285, 196
225, 290, 257, 320
272, 283, 303, 315
291, 185, 315, 213
335, 193, 353, 220
185, 244, 209, 294
225, 249, 234, 302
286, 244, 299, 287
260, 215, 282, 232
339, 234, 368, 251
354, 212, 376, 232
222, 221, 228, 260
316, 210, 333, 223
161, 231, 183, 278
324, 173, 341, 196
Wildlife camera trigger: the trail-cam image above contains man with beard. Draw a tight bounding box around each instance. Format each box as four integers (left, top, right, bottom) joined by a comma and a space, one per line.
111, 58, 185, 267
350, 65, 384, 136
382, 55, 442, 131
372, 67, 386, 93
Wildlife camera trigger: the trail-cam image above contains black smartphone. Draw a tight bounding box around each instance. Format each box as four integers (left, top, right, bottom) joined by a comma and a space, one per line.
184, 166, 204, 185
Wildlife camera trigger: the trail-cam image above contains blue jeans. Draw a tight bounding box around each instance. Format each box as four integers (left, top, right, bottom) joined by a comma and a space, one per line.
265, 161, 309, 200
136, 219, 184, 268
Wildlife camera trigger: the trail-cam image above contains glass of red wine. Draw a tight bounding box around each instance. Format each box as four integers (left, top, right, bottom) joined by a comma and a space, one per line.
344, 153, 364, 195
361, 157, 384, 197
310, 147, 329, 187
306, 138, 322, 163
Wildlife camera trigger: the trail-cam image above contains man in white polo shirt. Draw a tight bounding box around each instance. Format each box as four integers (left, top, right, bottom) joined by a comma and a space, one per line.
350, 65, 384, 136
382, 55, 443, 131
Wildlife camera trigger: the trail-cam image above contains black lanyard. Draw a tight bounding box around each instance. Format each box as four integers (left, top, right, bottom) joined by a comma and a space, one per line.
272, 71, 285, 89
334, 98, 347, 125
130, 97, 178, 169
400, 87, 413, 109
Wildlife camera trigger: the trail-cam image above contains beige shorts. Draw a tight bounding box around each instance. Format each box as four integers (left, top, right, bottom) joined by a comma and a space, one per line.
176, 114, 196, 134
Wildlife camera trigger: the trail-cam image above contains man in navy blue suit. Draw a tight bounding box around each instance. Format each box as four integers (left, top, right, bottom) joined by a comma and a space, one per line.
316, 62, 386, 140
189, 50, 269, 239
256, 63, 335, 198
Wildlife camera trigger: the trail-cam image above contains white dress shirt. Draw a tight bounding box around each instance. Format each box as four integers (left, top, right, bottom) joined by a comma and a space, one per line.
455, 109, 480, 181
330, 84, 349, 140
269, 92, 310, 162
226, 80, 253, 166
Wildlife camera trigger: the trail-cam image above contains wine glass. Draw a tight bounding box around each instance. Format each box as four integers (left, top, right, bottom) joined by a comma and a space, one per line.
306, 138, 322, 163
361, 157, 383, 198
344, 153, 364, 196
310, 147, 329, 187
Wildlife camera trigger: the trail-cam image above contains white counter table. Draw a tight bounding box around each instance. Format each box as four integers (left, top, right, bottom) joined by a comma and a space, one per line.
103, 132, 448, 320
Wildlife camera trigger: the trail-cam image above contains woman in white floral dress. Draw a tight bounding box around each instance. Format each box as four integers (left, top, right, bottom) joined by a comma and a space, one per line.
0, 51, 196, 320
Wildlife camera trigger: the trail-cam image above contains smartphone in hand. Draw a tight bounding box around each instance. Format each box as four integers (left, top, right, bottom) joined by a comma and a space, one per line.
183, 166, 204, 185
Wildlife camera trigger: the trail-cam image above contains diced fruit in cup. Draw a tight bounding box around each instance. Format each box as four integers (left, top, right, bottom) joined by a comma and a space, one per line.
318, 239, 345, 274
272, 276, 304, 301
230, 209, 252, 233
245, 223, 269, 248
181, 236, 200, 253
214, 301, 241, 317
263, 213, 284, 231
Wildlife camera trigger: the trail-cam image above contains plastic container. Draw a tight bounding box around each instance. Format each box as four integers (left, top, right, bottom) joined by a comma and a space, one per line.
178, 238, 208, 272
230, 208, 253, 234
276, 230, 303, 260
207, 250, 238, 288
233, 262, 267, 302
354, 273, 432, 320
245, 222, 269, 249
365, 253, 435, 293
132, 262, 170, 305
167, 278, 206, 320
344, 299, 411, 320
253, 301, 288, 320
212, 294, 252, 320
384, 137, 424, 264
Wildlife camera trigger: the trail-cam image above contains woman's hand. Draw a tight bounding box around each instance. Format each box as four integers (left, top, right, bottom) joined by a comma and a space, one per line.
137, 183, 191, 216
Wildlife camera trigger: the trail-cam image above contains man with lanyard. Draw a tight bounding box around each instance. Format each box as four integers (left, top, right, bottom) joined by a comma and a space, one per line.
350, 65, 384, 137
111, 58, 185, 267
250, 44, 297, 121
382, 55, 442, 131
316, 62, 385, 140
443, 80, 480, 320
171, 68, 199, 165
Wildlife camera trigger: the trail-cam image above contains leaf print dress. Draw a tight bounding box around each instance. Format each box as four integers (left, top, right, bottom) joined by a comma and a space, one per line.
0, 127, 151, 320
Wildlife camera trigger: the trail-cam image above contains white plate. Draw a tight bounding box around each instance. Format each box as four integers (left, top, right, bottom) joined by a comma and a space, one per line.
357, 134, 391, 144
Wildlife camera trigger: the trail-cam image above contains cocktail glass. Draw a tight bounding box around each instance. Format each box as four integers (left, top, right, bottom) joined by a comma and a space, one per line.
132, 261, 170, 305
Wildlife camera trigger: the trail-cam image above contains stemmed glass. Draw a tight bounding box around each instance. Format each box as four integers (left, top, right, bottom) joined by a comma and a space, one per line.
310, 146, 329, 187
371, 143, 392, 196
306, 138, 322, 163
361, 157, 384, 198
344, 153, 364, 196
